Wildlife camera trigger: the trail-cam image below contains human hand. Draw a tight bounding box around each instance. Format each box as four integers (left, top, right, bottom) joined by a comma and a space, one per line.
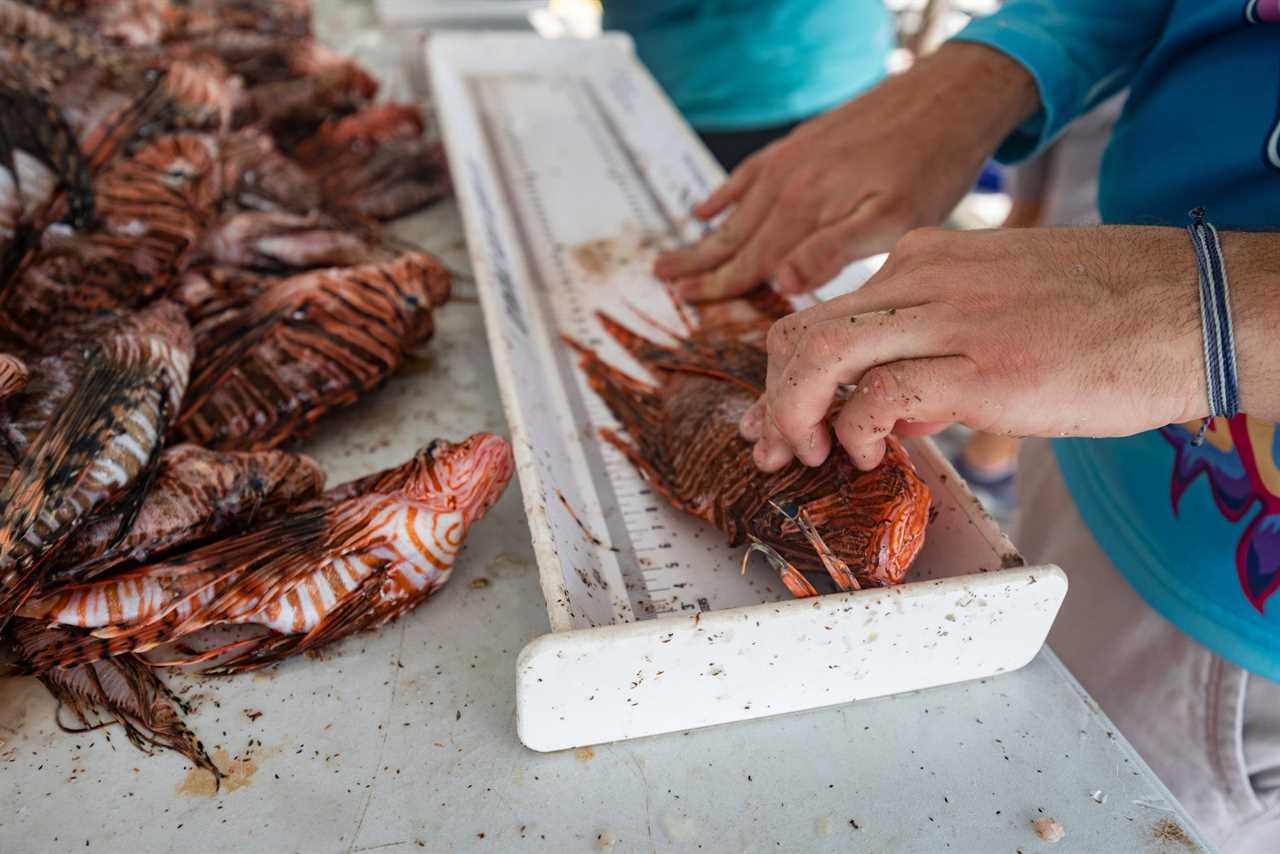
653, 42, 1039, 302
739, 226, 1209, 471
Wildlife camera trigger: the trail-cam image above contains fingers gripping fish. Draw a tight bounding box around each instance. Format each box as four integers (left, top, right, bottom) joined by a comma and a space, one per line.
566, 308, 931, 597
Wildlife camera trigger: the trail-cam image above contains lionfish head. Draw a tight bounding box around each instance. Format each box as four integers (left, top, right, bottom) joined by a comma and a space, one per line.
388, 252, 451, 315
407, 433, 514, 526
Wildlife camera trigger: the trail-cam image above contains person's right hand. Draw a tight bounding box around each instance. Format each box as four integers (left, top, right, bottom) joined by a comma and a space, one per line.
653, 42, 1040, 302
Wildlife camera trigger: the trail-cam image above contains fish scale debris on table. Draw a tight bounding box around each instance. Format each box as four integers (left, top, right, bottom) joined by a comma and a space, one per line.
567, 291, 931, 597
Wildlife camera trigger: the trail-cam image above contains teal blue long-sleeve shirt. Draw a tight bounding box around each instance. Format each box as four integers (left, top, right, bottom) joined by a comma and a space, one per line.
956, 2, 1280, 679
602, 1, 894, 132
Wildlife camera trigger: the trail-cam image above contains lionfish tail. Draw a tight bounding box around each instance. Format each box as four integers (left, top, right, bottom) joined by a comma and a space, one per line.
11, 619, 220, 782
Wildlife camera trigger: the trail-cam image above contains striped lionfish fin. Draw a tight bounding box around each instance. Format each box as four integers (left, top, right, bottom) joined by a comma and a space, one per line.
9, 618, 221, 783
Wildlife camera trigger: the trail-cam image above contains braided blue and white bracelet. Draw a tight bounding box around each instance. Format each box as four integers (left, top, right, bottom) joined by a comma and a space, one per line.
1188, 207, 1239, 445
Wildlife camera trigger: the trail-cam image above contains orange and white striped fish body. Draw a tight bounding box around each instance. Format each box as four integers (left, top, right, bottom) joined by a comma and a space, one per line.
3, 134, 219, 343
22, 567, 225, 630
235, 497, 464, 636
16, 498, 458, 635
161, 58, 242, 131
0, 301, 193, 612
48, 443, 324, 583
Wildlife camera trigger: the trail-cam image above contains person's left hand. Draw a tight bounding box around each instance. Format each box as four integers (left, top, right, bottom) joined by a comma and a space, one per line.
739, 225, 1207, 471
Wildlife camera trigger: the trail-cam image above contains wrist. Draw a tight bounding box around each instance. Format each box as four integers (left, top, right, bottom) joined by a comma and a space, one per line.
911, 42, 1040, 159
1218, 231, 1280, 421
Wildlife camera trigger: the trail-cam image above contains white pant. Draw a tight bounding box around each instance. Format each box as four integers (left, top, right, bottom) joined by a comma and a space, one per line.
1013, 440, 1280, 853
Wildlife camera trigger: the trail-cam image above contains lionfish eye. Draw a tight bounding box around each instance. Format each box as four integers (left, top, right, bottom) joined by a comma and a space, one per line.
426, 439, 445, 459
405, 295, 420, 307
773, 499, 800, 519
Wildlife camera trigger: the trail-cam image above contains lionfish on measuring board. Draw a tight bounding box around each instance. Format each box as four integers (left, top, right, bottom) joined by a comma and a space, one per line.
567, 292, 931, 597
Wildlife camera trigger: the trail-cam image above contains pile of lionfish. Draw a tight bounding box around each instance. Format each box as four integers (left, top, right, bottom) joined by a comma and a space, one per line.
0, 0, 514, 781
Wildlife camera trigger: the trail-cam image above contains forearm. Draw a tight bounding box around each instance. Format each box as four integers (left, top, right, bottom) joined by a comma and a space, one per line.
889, 42, 1040, 174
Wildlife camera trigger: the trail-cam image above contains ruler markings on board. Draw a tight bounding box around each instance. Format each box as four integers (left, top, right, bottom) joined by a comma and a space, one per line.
470, 74, 686, 618
463, 66, 789, 620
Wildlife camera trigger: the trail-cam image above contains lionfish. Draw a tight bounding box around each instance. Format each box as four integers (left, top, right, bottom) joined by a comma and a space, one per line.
567, 302, 931, 597
21, 433, 514, 674
171, 264, 270, 339
46, 443, 325, 584
9, 618, 220, 779
215, 126, 321, 214
195, 209, 372, 272
7, 445, 321, 783
0, 300, 193, 618
0, 82, 94, 231
0, 83, 95, 281
2, 133, 219, 341
291, 103, 452, 221
177, 252, 451, 450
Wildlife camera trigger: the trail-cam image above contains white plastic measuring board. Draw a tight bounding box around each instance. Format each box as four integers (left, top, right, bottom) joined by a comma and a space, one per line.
428, 32, 1067, 752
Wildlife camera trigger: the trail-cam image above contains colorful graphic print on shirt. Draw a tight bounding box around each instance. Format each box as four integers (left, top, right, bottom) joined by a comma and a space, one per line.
1162, 416, 1280, 612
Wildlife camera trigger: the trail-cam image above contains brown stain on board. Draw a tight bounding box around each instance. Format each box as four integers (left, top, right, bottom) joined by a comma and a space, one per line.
177, 747, 264, 796
575, 746, 595, 763
570, 239, 618, 276
1151, 818, 1195, 849
569, 226, 665, 278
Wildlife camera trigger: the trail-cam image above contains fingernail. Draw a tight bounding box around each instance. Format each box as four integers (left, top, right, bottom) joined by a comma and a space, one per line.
752, 441, 769, 469
774, 267, 800, 294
